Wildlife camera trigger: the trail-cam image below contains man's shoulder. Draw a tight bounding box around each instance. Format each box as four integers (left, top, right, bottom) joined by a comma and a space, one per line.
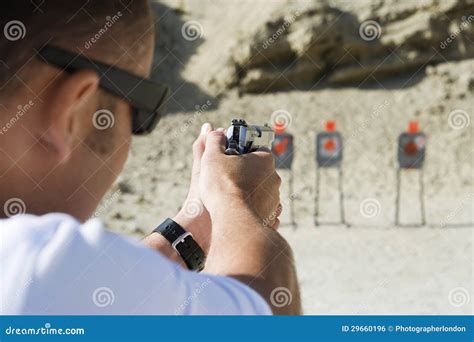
0, 213, 272, 315
2, 213, 71, 247
1, 213, 105, 249
2, 212, 82, 233
0, 212, 148, 262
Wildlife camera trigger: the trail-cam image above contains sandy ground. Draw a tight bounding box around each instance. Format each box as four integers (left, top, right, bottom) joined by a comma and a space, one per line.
99, 0, 473, 314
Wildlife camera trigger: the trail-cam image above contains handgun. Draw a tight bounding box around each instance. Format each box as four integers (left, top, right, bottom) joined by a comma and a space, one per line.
225, 119, 275, 155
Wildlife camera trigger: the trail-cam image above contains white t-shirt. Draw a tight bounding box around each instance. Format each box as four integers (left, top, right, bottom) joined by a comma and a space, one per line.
0, 213, 271, 315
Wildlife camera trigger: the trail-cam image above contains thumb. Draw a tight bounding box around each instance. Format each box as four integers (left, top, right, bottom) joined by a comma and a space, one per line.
204, 130, 227, 156
191, 123, 212, 174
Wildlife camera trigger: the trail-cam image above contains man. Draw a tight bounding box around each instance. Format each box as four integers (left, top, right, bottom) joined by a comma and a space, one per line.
0, 1, 301, 315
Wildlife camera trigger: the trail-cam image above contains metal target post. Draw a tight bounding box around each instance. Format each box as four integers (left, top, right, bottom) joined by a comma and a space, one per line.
272, 124, 297, 229
395, 121, 427, 227
314, 120, 347, 227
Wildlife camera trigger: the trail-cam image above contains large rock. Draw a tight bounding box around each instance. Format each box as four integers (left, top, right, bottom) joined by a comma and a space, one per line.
212, 0, 474, 93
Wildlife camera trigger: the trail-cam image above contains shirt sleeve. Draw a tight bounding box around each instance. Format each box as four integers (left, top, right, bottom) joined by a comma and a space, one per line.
2, 214, 272, 315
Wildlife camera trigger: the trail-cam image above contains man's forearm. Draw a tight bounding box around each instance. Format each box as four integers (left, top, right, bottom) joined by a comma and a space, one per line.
204, 199, 301, 315
141, 212, 206, 268
142, 229, 185, 266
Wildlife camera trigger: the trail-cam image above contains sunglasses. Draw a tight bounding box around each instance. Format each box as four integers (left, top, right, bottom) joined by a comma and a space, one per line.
37, 45, 169, 135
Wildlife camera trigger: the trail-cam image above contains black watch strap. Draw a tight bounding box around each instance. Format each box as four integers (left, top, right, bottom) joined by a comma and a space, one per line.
153, 218, 205, 272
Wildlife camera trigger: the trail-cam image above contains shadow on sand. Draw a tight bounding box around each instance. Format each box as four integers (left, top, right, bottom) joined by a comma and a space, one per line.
150, 2, 219, 115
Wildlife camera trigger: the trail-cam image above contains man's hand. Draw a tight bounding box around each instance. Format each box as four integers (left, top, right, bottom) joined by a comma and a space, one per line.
142, 123, 213, 264
199, 129, 301, 315
199, 130, 282, 229
144, 122, 300, 314
172, 123, 213, 253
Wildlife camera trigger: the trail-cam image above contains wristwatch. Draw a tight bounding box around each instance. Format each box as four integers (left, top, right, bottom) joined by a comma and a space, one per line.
153, 218, 206, 272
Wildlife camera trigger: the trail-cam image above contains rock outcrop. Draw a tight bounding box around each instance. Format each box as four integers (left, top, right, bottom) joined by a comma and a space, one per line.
211, 0, 474, 93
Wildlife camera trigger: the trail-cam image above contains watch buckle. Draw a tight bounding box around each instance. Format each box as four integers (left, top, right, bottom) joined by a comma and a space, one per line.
171, 232, 192, 251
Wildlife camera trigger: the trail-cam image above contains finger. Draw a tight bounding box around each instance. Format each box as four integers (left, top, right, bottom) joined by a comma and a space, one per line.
204, 131, 227, 155
251, 150, 275, 166
201, 122, 213, 135
192, 123, 213, 172
256, 146, 272, 153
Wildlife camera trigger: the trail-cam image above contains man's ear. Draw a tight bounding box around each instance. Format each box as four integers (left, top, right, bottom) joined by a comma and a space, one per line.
42, 70, 99, 163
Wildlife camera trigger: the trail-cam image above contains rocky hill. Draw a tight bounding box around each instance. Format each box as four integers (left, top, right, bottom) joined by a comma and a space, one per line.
208, 0, 474, 93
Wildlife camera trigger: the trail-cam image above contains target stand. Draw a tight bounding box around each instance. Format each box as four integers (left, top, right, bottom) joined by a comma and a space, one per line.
272, 124, 297, 229
395, 168, 426, 227
395, 121, 427, 227
314, 121, 347, 227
